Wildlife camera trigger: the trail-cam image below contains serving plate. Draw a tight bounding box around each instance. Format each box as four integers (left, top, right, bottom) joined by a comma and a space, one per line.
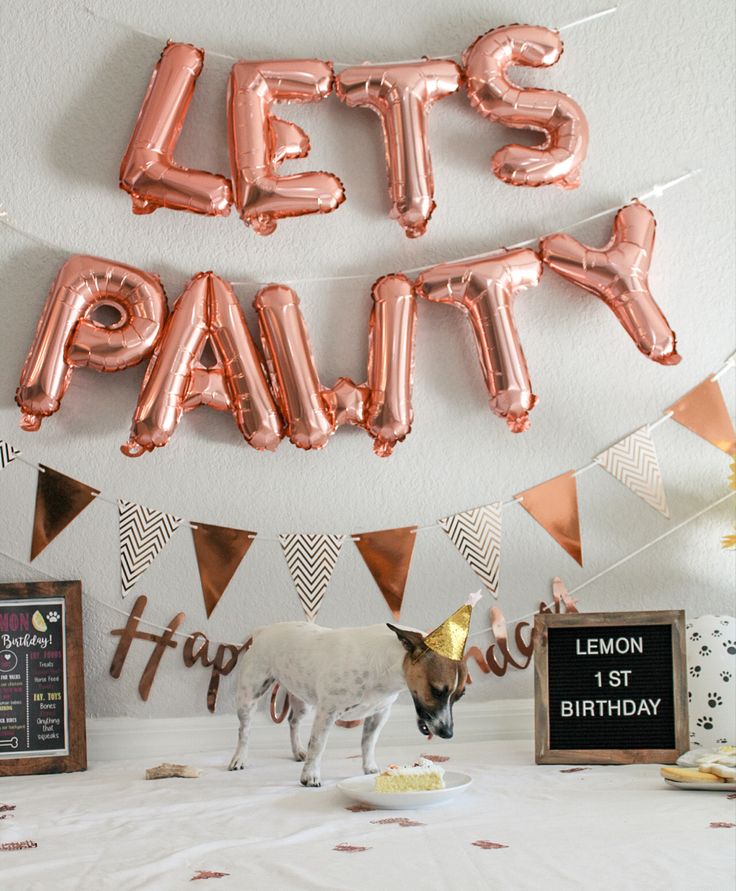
337, 771, 472, 810
664, 778, 736, 792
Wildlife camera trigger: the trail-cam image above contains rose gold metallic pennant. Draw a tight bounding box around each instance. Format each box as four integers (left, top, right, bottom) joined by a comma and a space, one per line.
354, 526, 417, 619
516, 471, 582, 565
191, 522, 255, 618
31, 465, 99, 560
667, 378, 736, 455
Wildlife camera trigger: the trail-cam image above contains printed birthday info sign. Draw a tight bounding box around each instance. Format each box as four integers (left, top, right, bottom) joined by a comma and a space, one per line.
533, 610, 688, 764
0, 582, 86, 776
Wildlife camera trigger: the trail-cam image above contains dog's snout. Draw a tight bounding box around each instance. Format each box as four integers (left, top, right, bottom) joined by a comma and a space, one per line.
436, 724, 453, 739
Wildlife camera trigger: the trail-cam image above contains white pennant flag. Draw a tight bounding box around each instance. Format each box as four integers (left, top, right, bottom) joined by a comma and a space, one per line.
595, 426, 670, 517
119, 500, 182, 595
279, 533, 345, 621
0, 440, 20, 469
439, 502, 502, 596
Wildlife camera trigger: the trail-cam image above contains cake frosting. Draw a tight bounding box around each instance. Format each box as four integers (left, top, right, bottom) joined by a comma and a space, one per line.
373, 758, 445, 792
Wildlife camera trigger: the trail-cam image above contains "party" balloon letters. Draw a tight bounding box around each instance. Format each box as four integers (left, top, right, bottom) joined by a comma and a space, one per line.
16, 203, 680, 455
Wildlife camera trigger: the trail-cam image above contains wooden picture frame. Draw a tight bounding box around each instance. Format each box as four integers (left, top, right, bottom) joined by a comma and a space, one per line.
0, 581, 86, 776
534, 610, 688, 765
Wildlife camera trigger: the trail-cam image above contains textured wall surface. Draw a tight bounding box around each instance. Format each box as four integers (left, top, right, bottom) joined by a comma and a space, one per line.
0, 0, 733, 719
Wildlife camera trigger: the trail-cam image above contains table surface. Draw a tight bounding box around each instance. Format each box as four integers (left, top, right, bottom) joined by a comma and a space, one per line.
0, 739, 734, 890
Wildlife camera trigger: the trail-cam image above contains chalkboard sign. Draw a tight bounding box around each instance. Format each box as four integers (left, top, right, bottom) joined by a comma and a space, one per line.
534, 610, 688, 764
0, 581, 86, 776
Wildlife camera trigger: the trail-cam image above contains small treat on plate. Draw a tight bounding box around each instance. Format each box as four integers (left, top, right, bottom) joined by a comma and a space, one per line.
703, 763, 736, 780
696, 749, 736, 769
374, 758, 445, 792
660, 766, 725, 783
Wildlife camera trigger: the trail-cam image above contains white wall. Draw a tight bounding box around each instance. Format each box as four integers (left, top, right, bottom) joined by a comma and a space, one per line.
0, 0, 733, 719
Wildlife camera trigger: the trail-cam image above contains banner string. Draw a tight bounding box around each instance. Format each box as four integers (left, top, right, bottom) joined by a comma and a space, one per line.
0, 488, 730, 650
79, 4, 620, 70
1, 169, 702, 290
5, 349, 735, 543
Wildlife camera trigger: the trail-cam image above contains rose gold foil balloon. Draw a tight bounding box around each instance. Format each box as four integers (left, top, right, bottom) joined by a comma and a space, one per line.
336, 61, 461, 237
120, 42, 232, 216
365, 274, 417, 454
540, 202, 681, 365
254, 285, 335, 448
17, 255, 168, 432
228, 60, 345, 235
415, 248, 541, 432
463, 25, 589, 188
323, 377, 370, 428
122, 273, 283, 456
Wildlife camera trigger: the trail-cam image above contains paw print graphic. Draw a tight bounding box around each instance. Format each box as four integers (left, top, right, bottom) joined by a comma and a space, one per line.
686, 623, 692, 630
687, 691, 692, 702
46, 610, 60, 623
696, 716, 714, 731
712, 628, 722, 638
720, 671, 732, 683
699, 645, 712, 656
717, 738, 728, 745
723, 639, 736, 656
720, 619, 730, 626
690, 631, 701, 641
689, 665, 701, 678
707, 692, 723, 708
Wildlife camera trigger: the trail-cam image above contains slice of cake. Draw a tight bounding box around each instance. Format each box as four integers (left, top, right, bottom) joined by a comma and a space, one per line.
374, 758, 445, 792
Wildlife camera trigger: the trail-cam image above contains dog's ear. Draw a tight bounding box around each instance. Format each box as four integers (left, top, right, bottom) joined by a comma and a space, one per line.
387, 624, 427, 657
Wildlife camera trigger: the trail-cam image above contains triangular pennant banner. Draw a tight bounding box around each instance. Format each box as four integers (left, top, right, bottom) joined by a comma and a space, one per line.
279, 533, 345, 621
31, 466, 99, 560
0, 441, 20, 469
595, 426, 670, 517
516, 471, 582, 565
191, 522, 256, 617
439, 503, 502, 596
119, 500, 182, 596
667, 378, 736, 455
354, 526, 417, 619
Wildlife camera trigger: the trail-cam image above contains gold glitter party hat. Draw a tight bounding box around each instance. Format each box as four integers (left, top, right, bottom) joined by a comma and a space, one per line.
423, 591, 482, 661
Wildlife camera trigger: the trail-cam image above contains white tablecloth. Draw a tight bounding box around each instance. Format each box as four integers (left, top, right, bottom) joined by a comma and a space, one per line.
1, 739, 734, 890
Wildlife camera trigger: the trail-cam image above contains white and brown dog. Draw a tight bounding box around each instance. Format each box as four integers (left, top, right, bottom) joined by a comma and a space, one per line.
228, 621, 468, 786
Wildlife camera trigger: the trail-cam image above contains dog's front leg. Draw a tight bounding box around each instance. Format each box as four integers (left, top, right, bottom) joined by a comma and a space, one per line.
300, 707, 336, 787
361, 705, 392, 775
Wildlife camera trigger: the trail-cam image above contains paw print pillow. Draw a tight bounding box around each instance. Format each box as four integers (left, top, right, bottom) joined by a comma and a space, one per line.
686, 615, 736, 748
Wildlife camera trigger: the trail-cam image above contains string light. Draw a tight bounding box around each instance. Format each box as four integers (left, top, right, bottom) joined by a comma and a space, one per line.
80, 4, 620, 70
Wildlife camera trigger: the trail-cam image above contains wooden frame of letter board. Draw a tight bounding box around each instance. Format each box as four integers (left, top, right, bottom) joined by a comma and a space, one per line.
0, 581, 86, 776
534, 610, 688, 765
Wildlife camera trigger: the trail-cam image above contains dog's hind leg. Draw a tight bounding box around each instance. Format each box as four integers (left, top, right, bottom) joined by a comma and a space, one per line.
228, 702, 256, 771
228, 654, 274, 771
287, 695, 312, 762
361, 705, 392, 775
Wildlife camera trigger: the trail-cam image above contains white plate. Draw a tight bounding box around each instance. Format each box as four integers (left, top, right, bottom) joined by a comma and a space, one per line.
664, 779, 736, 791
337, 771, 472, 810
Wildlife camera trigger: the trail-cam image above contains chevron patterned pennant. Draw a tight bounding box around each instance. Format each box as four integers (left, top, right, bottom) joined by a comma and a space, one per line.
0, 440, 20, 469
279, 533, 345, 621
439, 502, 502, 596
595, 426, 670, 517
119, 500, 182, 596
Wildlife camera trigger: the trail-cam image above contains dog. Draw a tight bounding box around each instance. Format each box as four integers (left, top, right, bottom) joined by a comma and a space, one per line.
228, 621, 468, 786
